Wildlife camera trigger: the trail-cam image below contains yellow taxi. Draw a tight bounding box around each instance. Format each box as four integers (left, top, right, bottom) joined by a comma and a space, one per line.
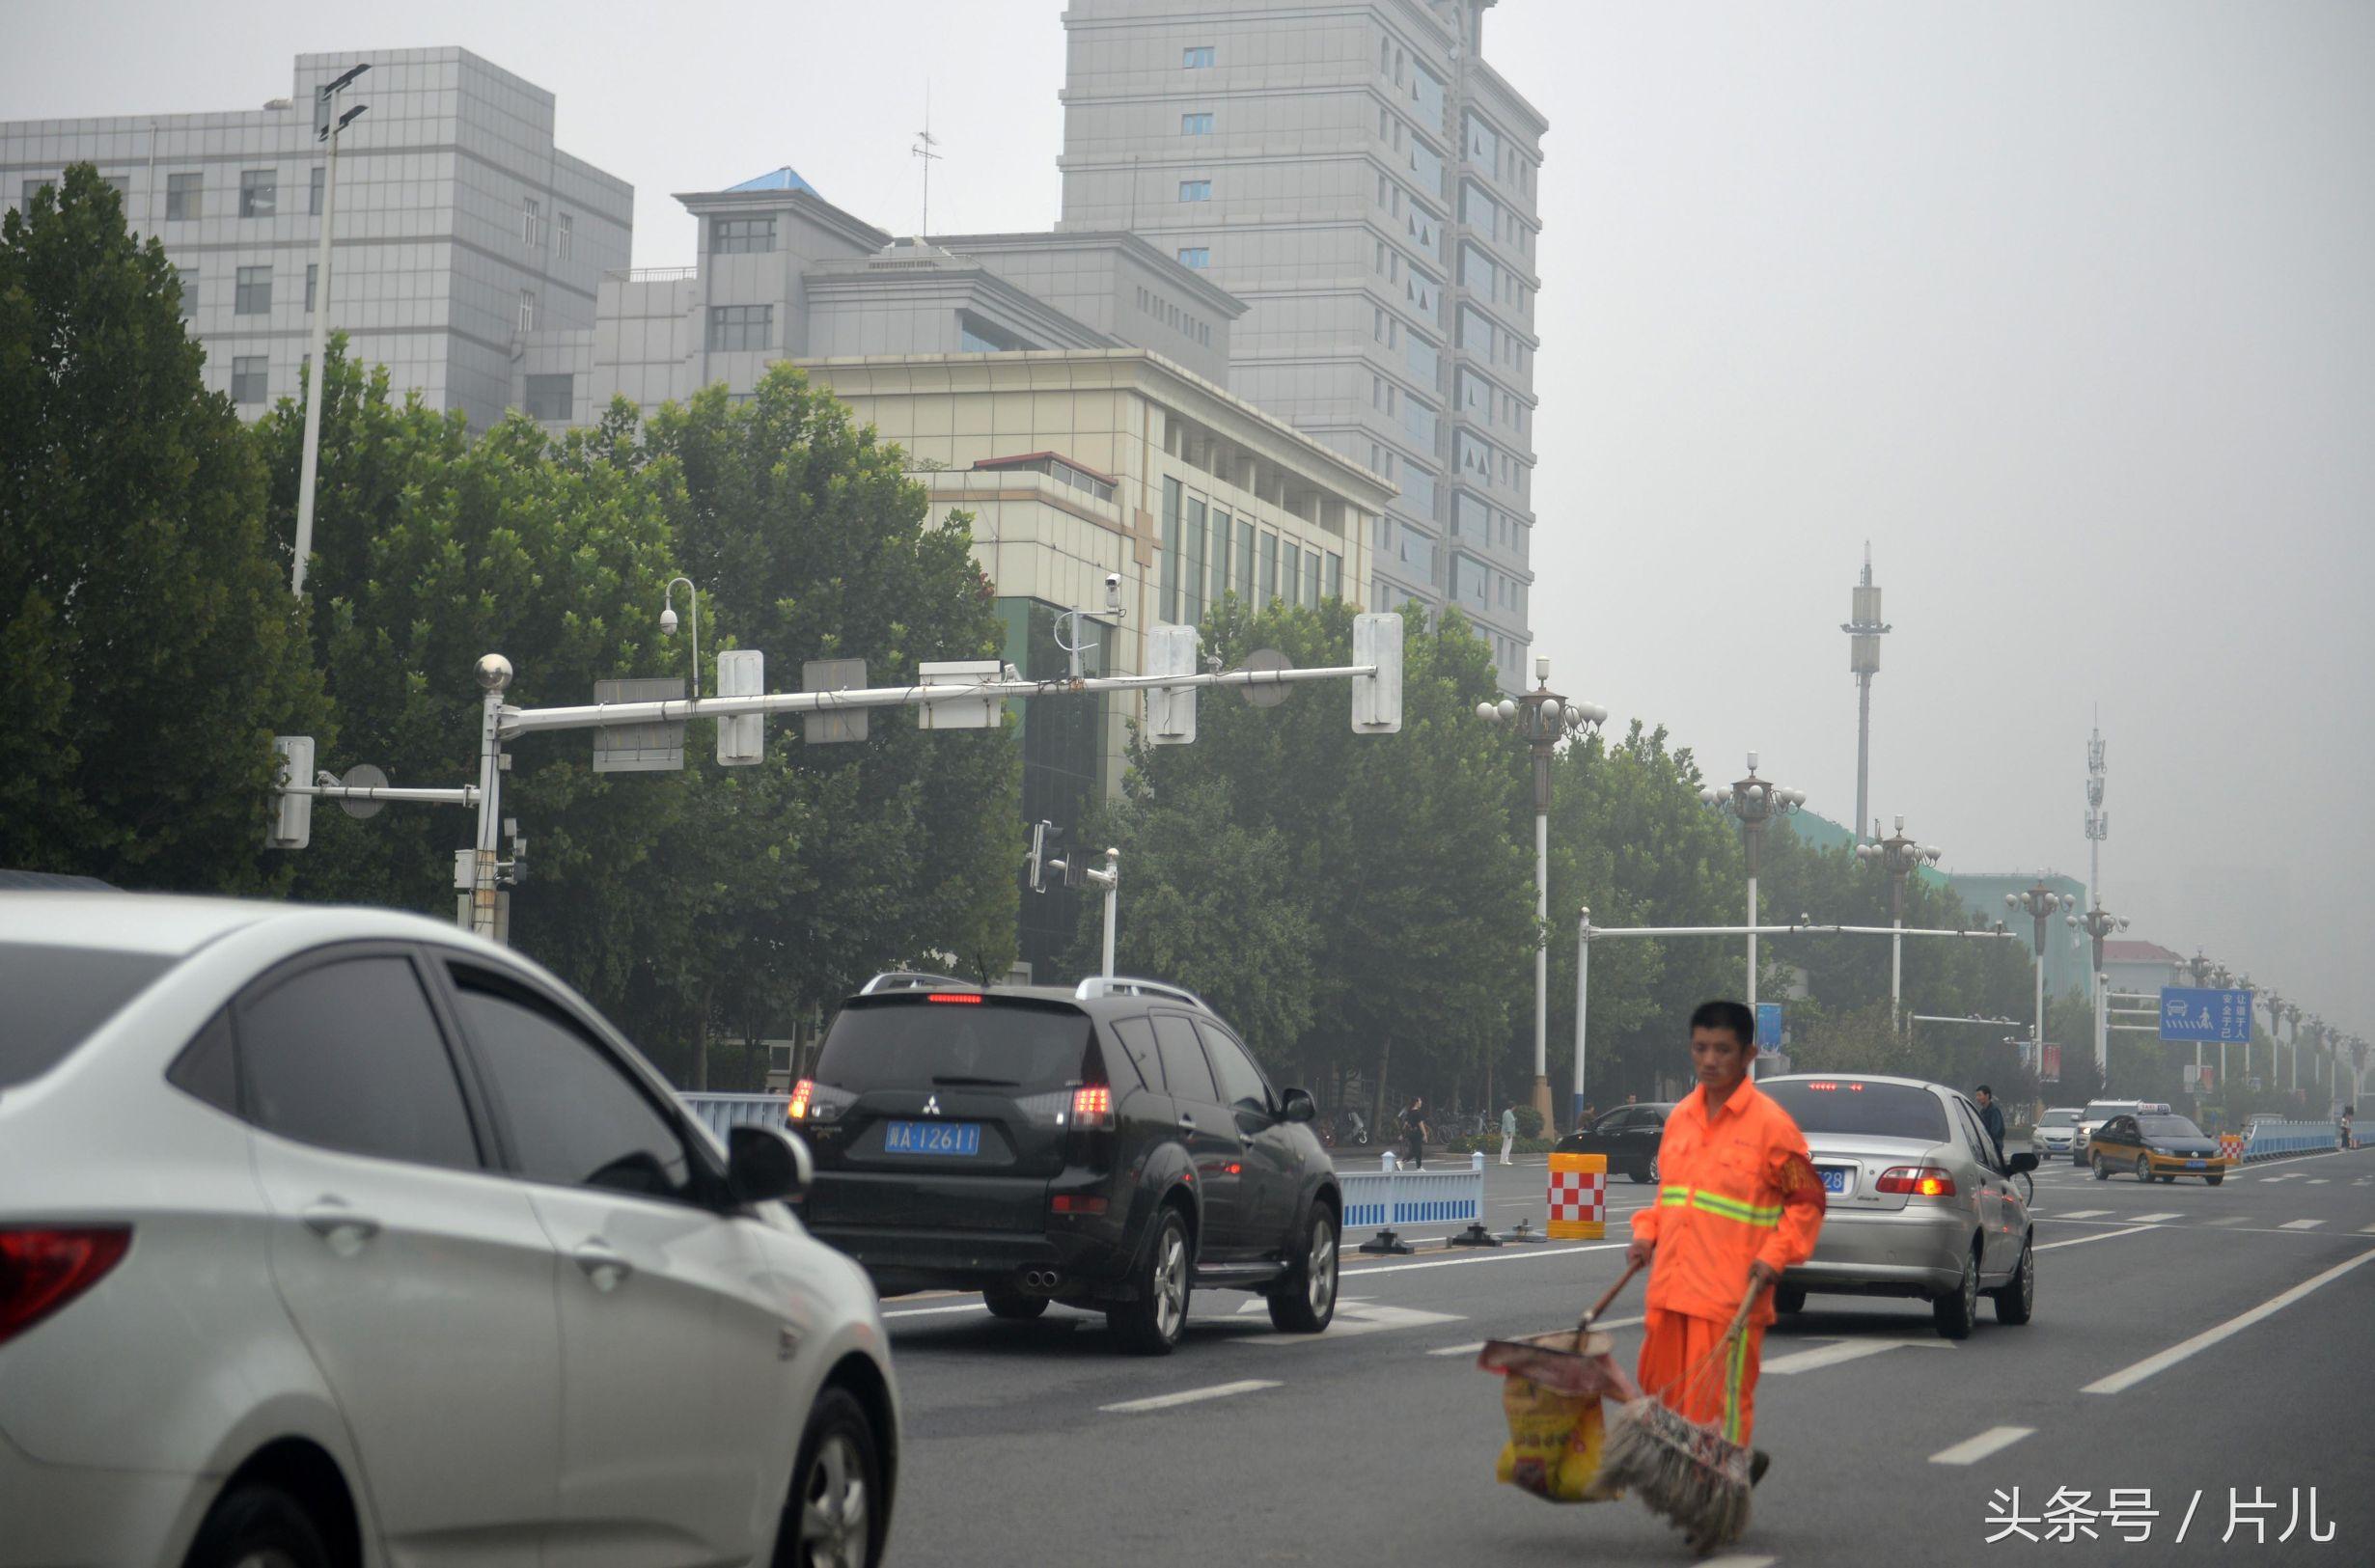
2087, 1106, 2234, 1185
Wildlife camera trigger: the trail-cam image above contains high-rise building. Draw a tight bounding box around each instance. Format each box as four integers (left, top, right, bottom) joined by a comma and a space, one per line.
1058, 0, 1544, 687
0, 48, 630, 429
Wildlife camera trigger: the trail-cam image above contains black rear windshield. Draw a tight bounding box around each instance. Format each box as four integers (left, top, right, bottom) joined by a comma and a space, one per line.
0, 943, 174, 1088
817, 1000, 1091, 1092
2140, 1116, 2205, 1140
1762, 1080, 1948, 1142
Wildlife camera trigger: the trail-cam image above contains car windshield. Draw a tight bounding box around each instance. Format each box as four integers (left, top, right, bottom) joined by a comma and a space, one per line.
2083, 1103, 2133, 1120
2040, 1110, 2080, 1125
816, 999, 1092, 1093
0, 942, 175, 1089
1761, 1080, 1948, 1142
2140, 1115, 2205, 1140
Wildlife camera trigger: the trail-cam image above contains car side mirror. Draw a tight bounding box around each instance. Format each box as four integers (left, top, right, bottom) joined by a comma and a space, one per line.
1281, 1087, 1316, 1123
2007, 1151, 2038, 1174
728, 1124, 812, 1205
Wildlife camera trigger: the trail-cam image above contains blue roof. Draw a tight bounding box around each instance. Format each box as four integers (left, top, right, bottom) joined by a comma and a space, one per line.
727, 166, 819, 195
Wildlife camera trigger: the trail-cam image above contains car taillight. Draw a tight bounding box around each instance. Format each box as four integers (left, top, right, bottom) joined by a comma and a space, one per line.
787, 1079, 815, 1120
926, 993, 983, 1004
0, 1226, 131, 1348
1051, 1195, 1110, 1216
1875, 1166, 1958, 1197
1071, 1084, 1115, 1132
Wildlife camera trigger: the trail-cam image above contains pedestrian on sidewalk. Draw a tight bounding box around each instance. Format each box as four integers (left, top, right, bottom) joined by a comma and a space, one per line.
1625, 1000, 1826, 1481
1399, 1096, 1429, 1169
1500, 1103, 1518, 1165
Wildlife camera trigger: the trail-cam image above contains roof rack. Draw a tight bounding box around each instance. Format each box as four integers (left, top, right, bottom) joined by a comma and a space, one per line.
1073, 976, 1209, 1011
858, 971, 981, 995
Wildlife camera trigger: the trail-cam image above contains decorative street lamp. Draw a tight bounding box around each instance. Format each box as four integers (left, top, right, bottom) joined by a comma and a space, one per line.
1478, 657, 1607, 1132
2067, 901, 2128, 1085
2282, 1002, 2304, 1095
1854, 815, 1942, 1031
2004, 878, 2076, 1084
1701, 755, 1805, 1011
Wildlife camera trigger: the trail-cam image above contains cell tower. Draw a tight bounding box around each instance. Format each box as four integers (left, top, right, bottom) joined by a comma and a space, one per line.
1842, 543, 1891, 842
2085, 714, 2107, 900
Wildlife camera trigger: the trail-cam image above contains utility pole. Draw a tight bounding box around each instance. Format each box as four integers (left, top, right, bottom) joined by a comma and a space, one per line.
1705, 756, 1806, 1011
291, 63, 368, 596
1842, 544, 1890, 843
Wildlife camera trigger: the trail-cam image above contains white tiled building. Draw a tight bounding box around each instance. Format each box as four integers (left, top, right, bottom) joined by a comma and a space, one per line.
0, 48, 629, 429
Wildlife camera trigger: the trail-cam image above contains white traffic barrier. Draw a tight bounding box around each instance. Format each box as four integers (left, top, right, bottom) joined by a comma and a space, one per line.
679, 1091, 787, 1146
1344, 1150, 1488, 1254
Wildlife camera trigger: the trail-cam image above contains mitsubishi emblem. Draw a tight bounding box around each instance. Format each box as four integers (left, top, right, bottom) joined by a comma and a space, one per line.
923, 1095, 942, 1117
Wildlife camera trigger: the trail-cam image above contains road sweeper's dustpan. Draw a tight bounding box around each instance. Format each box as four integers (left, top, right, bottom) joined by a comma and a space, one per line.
1476, 1267, 1643, 1503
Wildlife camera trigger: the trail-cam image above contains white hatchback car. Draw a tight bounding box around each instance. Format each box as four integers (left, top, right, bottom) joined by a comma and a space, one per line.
0, 894, 897, 1568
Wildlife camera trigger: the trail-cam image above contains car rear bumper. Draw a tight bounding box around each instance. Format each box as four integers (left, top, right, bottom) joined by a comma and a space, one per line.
0, 1426, 202, 1568
811, 1222, 1133, 1299
1783, 1208, 1972, 1297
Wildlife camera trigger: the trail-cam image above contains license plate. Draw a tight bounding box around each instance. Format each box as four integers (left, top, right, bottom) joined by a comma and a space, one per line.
882, 1120, 981, 1156
2185, 1159, 2204, 1169
1819, 1167, 1851, 1195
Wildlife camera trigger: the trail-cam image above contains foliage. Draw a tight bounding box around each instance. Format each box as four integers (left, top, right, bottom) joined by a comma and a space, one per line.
0, 165, 328, 889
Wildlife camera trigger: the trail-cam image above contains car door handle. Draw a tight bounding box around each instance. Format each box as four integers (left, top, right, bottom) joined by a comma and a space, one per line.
1178, 1114, 1198, 1128
572, 1242, 634, 1291
300, 1202, 380, 1246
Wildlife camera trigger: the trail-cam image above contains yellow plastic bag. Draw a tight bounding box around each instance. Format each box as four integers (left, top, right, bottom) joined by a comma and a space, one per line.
1479, 1331, 1625, 1503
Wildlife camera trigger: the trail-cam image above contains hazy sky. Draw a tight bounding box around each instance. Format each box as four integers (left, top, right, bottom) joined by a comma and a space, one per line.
7, 2, 2370, 1040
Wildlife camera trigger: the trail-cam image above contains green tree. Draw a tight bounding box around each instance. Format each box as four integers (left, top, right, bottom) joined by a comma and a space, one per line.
0, 164, 327, 888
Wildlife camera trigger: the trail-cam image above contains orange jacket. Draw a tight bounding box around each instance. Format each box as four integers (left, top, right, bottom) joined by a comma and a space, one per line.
1630, 1078, 1826, 1326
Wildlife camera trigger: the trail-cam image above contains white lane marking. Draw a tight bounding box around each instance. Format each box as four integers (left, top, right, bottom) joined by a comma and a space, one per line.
1347, 1241, 1626, 1277
2306, 1178, 2330, 1185
2056, 1208, 2112, 1219
883, 1302, 990, 1320
1698, 1556, 1776, 1568
2035, 1225, 2156, 1251
2280, 1219, 2326, 1230
1929, 1425, 2037, 1466
1101, 1379, 1281, 1415
2361, 1224, 2375, 1234
2204, 1216, 2251, 1226
1429, 1341, 1488, 1357
1251, 1300, 1463, 1342
1762, 1337, 1951, 1375
2084, 1247, 2375, 1395
2133, 1212, 2184, 1223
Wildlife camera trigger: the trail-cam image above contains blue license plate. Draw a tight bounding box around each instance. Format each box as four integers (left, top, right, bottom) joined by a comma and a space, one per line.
1819, 1167, 1850, 1194
883, 1120, 981, 1156
2185, 1159, 2204, 1169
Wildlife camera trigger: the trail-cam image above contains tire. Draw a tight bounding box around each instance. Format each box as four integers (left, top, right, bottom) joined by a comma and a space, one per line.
2091, 1153, 2110, 1180
2135, 1156, 2153, 1183
982, 1288, 1047, 1321
2206, 1172, 2224, 1187
777, 1387, 885, 1568
1773, 1284, 1807, 1315
1268, 1204, 1339, 1334
1990, 1236, 2035, 1327
183, 1484, 332, 1568
1108, 1207, 1191, 1355
1933, 1245, 1979, 1340
1626, 1160, 1654, 1186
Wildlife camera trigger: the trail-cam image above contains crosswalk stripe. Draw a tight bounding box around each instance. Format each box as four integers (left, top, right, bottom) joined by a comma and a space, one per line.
2133, 1212, 2183, 1223
2306, 1178, 2331, 1185
2281, 1219, 2326, 1230
2205, 1216, 2251, 1226
2057, 1209, 2112, 1219
1929, 1425, 2036, 1466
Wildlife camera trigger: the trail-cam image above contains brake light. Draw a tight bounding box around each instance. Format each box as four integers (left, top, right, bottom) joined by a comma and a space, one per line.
788, 1079, 814, 1120
1875, 1166, 1958, 1197
0, 1226, 131, 1348
1071, 1084, 1115, 1132
926, 993, 983, 1004
1051, 1195, 1110, 1216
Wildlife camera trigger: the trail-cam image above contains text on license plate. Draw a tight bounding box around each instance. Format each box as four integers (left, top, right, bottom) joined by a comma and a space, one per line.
1819, 1167, 1852, 1194
2185, 1159, 2204, 1169
883, 1120, 982, 1156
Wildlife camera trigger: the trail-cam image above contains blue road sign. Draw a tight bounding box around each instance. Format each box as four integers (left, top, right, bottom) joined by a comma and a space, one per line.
2159, 987, 2253, 1043
1755, 1002, 1783, 1050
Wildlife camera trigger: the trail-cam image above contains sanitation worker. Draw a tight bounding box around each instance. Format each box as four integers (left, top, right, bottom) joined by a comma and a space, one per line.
1624, 1000, 1826, 1480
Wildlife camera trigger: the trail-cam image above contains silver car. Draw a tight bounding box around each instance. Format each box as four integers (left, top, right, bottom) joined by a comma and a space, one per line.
1758, 1074, 2037, 1340
2034, 1106, 2083, 1158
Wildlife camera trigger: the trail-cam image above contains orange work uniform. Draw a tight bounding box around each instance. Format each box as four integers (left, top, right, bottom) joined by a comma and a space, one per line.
1629, 1077, 1825, 1445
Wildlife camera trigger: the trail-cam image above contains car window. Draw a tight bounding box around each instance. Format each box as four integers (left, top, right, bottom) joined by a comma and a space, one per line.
238, 954, 482, 1171
167, 1010, 238, 1114
0, 942, 174, 1089
1152, 1014, 1219, 1104
815, 999, 1091, 1091
1197, 1021, 1272, 1116
1108, 1017, 1162, 1091
1762, 1080, 1949, 1142
1955, 1102, 2002, 1170
2040, 1109, 2079, 1126
2140, 1115, 2203, 1140
448, 967, 692, 1201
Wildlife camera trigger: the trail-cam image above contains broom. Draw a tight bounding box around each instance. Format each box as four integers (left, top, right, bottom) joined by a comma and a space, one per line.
1599, 1279, 1764, 1553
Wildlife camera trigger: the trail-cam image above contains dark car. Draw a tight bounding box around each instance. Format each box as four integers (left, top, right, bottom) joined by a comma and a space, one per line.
793, 973, 1342, 1355
1553, 1102, 1674, 1183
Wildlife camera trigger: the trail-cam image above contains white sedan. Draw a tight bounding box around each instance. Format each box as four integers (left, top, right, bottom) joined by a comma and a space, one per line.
0, 893, 896, 1568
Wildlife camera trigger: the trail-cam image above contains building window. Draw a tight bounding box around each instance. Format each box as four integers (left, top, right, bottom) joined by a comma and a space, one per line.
239, 169, 276, 219
1183, 498, 1207, 623
1259, 533, 1279, 603
166, 172, 202, 220
958, 312, 1034, 353
95, 174, 130, 204
517, 289, 538, 332
310, 166, 325, 216
232, 356, 267, 404
235, 265, 272, 316
1178, 179, 1211, 203
305, 263, 318, 313
1326, 551, 1343, 600
1181, 112, 1214, 135
1176, 246, 1209, 268
522, 197, 542, 248
1236, 518, 1256, 600
1183, 45, 1215, 69
704, 303, 771, 354
1161, 479, 1183, 622
175, 266, 198, 317
524, 373, 574, 421
712, 216, 776, 254
558, 213, 573, 260
20, 177, 52, 209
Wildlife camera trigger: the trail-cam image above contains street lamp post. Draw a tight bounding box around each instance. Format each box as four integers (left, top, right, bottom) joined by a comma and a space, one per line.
1478, 658, 1606, 1133
2282, 1003, 2304, 1097
290, 64, 368, 597
2068, 901, 2128, 1084
1853, 814, 1942, 1031
2004, 878, 2075, 1086
1702, 755, 1805, 1011
2258, 987, 2290, 1093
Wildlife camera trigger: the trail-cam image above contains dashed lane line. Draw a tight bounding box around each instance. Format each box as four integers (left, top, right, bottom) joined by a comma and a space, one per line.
1426, 1314, 1647, 1358
2035, 1225, 2157, 1252
1928, 1426, 2037, 1466
2055, 1209, 2113, 1219
2132, 1212, 2185, 1223
1346, 1240, 1627, 1277
1697, 1556, 1776, 1568
2204, 1216, 2251, 1225
2083, 1247, 2375, 1395
2280, 1219, 2326, 1230
1100, 1379, 1282, 1415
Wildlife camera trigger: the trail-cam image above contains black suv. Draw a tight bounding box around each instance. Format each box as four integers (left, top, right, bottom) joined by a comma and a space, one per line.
795, 973, 1341, 1354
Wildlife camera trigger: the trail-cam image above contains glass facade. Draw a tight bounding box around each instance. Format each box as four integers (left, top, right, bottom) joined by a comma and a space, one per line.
1161, 477, 1182, 622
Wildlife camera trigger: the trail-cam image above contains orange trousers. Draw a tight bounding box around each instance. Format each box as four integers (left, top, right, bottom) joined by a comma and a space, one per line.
1637, 1308, 1768, 1446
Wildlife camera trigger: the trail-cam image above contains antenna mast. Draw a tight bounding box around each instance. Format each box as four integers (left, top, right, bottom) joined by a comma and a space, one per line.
911, 88, 943, 238
2085, 709, 2107, 901
1842, 541, 1892, 843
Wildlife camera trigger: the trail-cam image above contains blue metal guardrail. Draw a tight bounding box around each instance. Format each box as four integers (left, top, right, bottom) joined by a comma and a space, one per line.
1339, 1150, 1487, 1235
2240, 1120, 2338, 1161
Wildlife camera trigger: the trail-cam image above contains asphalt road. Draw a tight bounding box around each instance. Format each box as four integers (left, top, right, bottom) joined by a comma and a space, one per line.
876, 1144, 2375, 1567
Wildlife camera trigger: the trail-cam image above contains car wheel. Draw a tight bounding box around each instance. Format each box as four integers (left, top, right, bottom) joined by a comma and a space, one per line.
1933, 1245, 1979, 1340
2206, 1172, 2224, 1187
1773, 1284, 1806, 1315
1268, 1204, 1339, 1334
2091, 1153, 2110, 1180
1108, 1207, 1191, 1355
1990, 1236, 2034, 1326
779, 1387, 884, 1568
982, 1288, 1048, 1320
2136, 1156, 2153, 1183
183, 1484, 332, 1568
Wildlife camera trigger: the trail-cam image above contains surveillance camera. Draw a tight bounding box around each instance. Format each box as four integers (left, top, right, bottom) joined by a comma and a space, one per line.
474, 653, 513, 694
659, 606, 678, 636
1104, 572, 1122, 612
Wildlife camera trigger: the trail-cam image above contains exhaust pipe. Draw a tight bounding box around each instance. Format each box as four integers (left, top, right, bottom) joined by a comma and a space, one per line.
1022, 1270, 1058, 1291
